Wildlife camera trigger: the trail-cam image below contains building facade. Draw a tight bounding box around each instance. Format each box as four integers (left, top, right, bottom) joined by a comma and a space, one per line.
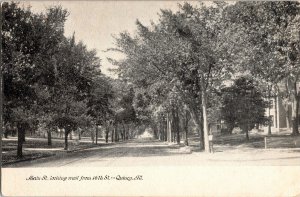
263, 81, 300, 133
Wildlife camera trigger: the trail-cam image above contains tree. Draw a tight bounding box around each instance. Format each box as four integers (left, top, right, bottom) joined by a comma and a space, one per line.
50, 38, 101, 149
2, 2, 35, 158
109, 2, 233, 152
284, 13, 300, 135
2, 2, 69, 157
225, 1, 300, 135
2, 2, 108, 153
183, 106, 192, 146
115, 86, 136, 140
88, 75, 114, 144
221, 77, 267, 140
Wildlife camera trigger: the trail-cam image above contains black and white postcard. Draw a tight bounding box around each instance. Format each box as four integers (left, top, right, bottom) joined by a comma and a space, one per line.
1, 1, 300, 196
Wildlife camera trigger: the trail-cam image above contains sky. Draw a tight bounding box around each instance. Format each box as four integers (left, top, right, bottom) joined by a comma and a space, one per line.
24, 1, 198, 77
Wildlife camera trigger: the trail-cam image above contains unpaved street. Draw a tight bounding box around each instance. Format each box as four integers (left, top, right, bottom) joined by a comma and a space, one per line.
6, 138, 300, 167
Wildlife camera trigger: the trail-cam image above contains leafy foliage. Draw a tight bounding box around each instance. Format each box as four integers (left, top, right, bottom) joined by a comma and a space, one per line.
221, 77, 268, 137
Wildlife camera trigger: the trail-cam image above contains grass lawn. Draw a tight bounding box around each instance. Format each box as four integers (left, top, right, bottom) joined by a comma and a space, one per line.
188, 131, 300, 152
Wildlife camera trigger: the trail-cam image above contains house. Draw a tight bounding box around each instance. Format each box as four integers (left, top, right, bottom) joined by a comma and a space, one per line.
262, 80, 300, 133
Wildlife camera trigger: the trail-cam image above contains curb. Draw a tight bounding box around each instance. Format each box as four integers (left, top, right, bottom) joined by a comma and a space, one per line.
2, 145, 98, 167
66, 145, 97, 153
2, 154, 55, 166
2, 141, 129, 167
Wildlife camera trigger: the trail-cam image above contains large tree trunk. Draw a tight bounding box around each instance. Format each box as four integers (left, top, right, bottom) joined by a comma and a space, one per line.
153, 124, 158, 139
17, 124, 25, 158
175, 107, 180, 145
47, 130, 52, 146
120, 131, 124, 140
158, 121, 161, 140
184, 109, 189, 146
268, 84, 272, 135
124, 126, 126, 140
161, 119, 165, 141
161, 120, 165, 141
268, 104, 272, 135
160, 124, 162, 141
4, 129, 8, 138
115, 124, 119, 142
128, 124, 132, 139
4, 125, 9, 138
64, 129, 69, 150
0, 76, 2, 155
201, 77, 210, 153
95, 126, 99, 145
91, 129, 95, 144
171, 108, 175, 143
105, 125, 109, 143
162, 120, 165, 141
164, 120, 167, 141
245, 125, 249, 141
291, 88, 299, 135
274, 96, 278, 129
189, 107, 204, 149
111, 126, 115, 142
241, 124, 249, 141
167, 113, 172, 142
165, 121, 168, 141
122, 122, 125, 141
22, 129, 26, 142
126, 124, 130, 140
284, 104, 291, 130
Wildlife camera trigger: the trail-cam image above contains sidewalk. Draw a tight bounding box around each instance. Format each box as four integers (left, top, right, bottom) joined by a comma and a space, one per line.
2, 136, 105, 166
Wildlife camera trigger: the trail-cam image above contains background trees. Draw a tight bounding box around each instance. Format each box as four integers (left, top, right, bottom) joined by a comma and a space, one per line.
88, 75, 113, 144
221, 77, 267, 140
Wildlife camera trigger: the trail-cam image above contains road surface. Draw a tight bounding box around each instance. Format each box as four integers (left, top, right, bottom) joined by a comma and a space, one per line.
6, 138, 300, 167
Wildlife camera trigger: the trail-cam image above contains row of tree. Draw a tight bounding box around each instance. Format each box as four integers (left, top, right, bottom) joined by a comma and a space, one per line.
109, 2, 300, 152
1, 2, 140, 158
